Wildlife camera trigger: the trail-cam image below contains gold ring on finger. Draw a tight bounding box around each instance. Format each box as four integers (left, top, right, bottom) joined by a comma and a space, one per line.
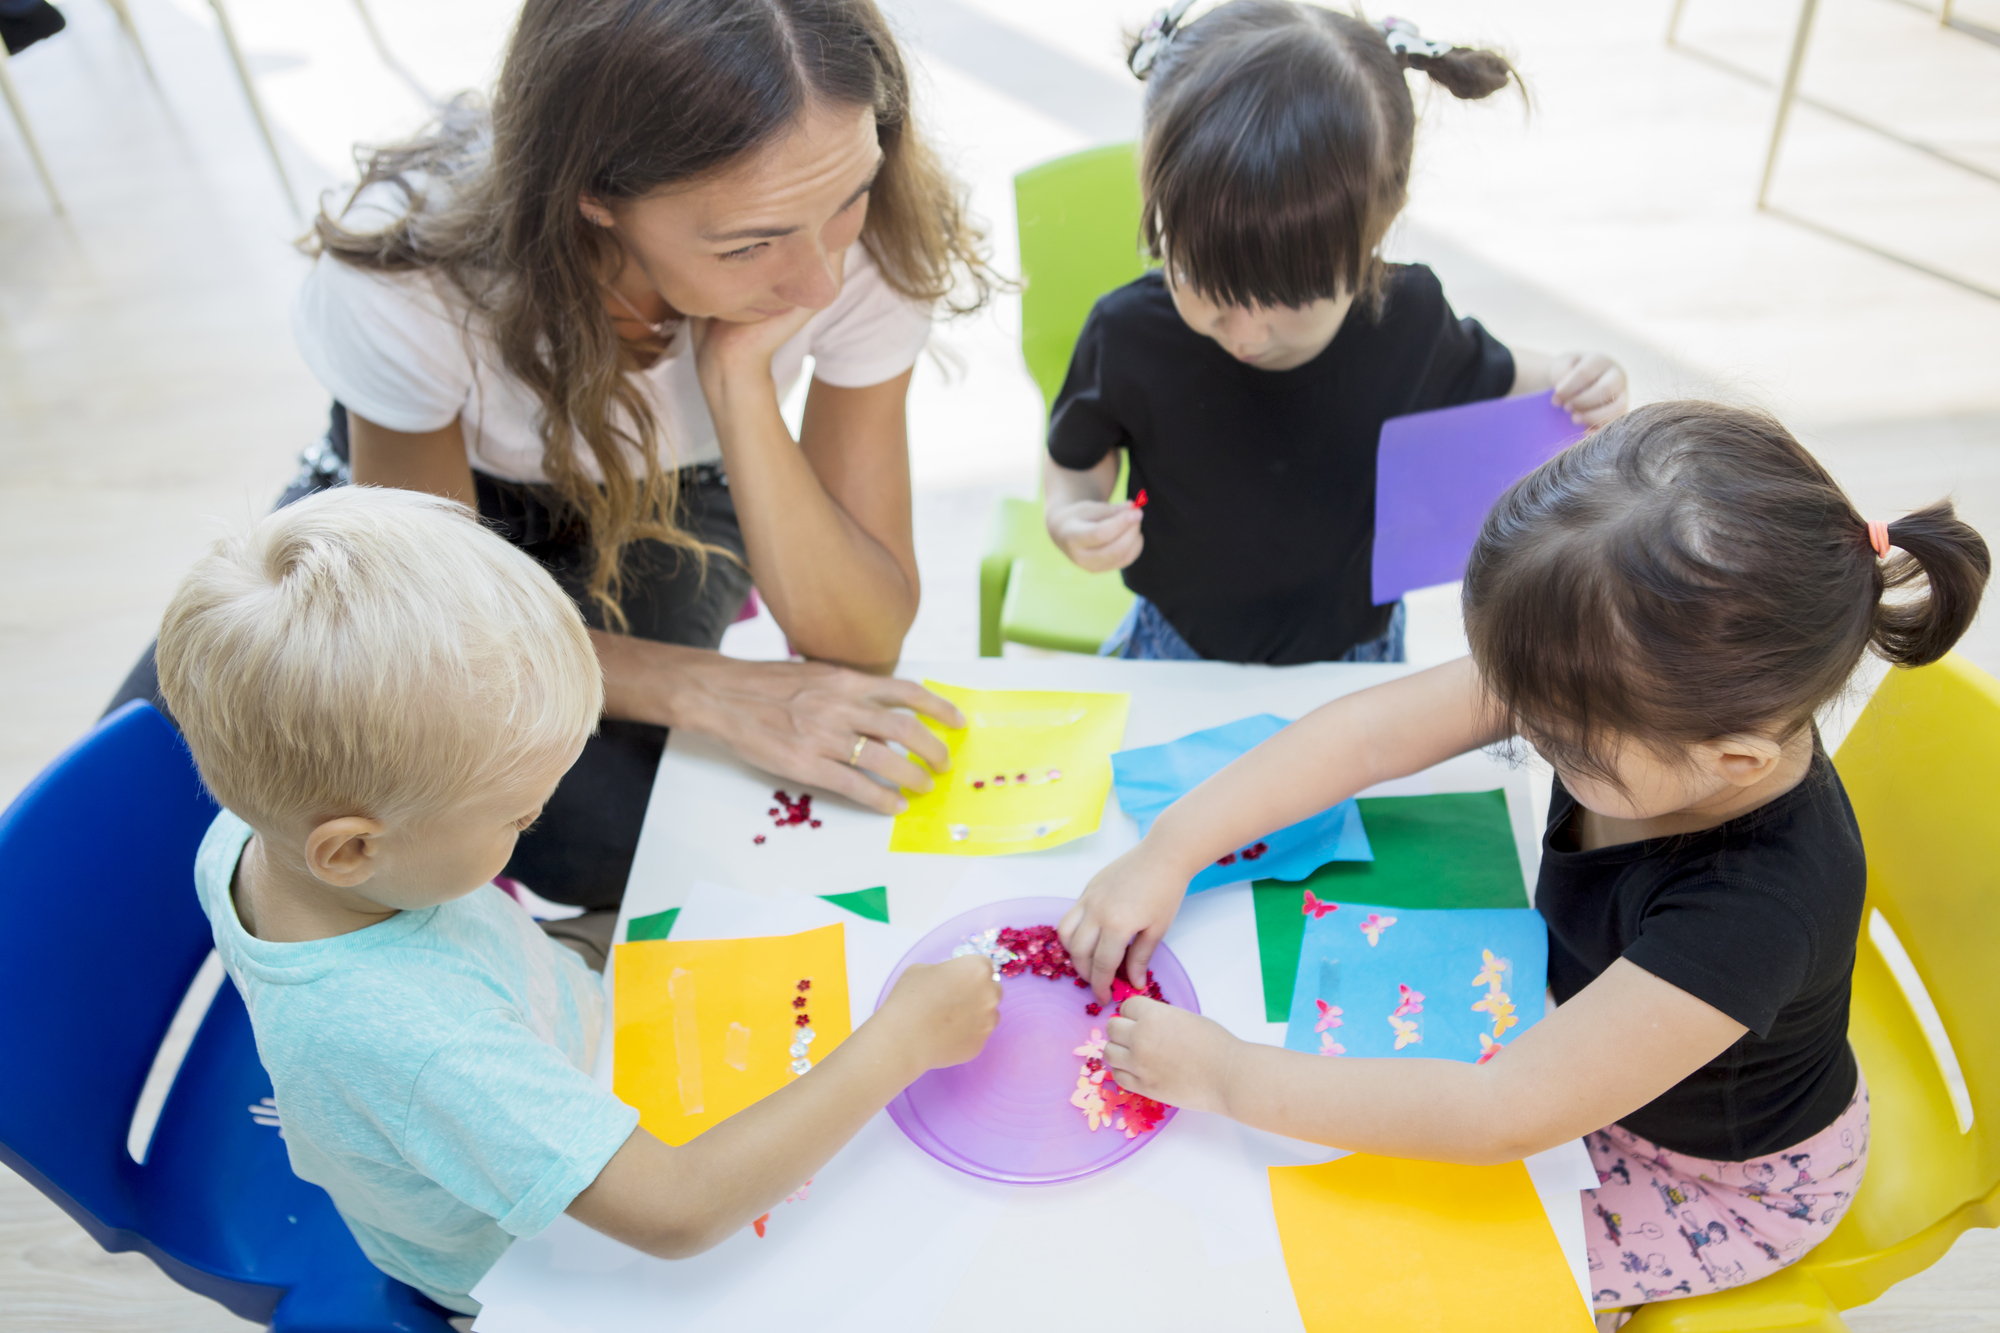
847, 735, 868, 767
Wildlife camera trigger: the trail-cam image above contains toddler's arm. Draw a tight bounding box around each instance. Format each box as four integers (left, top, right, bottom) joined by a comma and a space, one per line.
1105, 957, 1746, 1164
1508, 348, 1629, 427
1044, 453, 1145, 573
567, 953, 999, 1258
1060, 658, 1506, 997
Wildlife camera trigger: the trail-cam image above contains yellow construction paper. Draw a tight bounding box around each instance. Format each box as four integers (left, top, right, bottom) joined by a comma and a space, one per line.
613, 925, 851, 1145
890, 680, 1131, 856
1267, 1155, 1595, 1333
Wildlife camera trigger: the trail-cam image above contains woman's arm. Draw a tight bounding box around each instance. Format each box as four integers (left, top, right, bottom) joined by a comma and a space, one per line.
1507, 348, 1629, 427
702, 362, 922, 671
1044, 452, 1144, 573
347, 412, 475, 506
1061, 658, 1510, 995
1105, 959, 1746, 1165
347, 410, 964, 814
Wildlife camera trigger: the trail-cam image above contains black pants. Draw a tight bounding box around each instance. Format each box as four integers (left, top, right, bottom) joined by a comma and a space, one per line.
108, 405, 752, 910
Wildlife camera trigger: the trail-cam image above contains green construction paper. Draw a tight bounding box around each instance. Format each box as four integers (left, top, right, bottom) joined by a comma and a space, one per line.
1255, 791, 1528, 1021
821, 886, 890, 924
626, 907, 680, 942
623, 888, 889, 946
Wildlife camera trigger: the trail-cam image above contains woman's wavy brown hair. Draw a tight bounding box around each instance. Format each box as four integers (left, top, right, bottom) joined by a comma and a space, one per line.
307, 0, 996, 629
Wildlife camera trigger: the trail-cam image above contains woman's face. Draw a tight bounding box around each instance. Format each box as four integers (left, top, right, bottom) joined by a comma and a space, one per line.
586, 100, 881, 323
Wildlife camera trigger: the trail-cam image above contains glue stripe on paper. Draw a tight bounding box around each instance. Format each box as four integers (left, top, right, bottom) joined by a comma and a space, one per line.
724, 1021, 751, 1072
668, 967, 704, 1116
944, 817, 1073, 844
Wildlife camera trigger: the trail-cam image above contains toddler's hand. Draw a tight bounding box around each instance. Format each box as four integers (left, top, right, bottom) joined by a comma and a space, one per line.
1059, 845, 1190, 1000
1549, 351, 1629, 428
877, 953, 1002, 1073
1103, 997, 1237, 1115
1047, 498, 1144, 573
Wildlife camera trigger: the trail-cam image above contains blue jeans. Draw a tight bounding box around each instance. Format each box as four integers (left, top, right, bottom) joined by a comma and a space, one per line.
1100, 596, 1407, 663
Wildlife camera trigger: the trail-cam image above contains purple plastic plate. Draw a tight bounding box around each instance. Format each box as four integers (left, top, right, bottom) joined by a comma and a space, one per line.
875, 896, 1200, 1184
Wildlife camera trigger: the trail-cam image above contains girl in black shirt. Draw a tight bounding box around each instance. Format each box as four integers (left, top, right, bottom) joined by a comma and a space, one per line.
1059, 402, 1990, 1324
1044, 2, 1628, 663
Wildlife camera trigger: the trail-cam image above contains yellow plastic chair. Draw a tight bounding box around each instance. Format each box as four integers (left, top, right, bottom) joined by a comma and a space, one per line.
1626, 652, 2000, 1331
978, 143, 1144, 656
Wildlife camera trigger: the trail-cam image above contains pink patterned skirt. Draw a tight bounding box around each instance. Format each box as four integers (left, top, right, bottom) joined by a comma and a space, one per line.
1583, 1074, 1869, 1327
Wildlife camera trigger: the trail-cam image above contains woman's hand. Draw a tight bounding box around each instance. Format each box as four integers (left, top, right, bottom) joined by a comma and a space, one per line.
1102, 997, 1240, 1115
1547, 351, 1629, 427
594, 634, 965, 814
1047, 498, 1144, 572
1058, 842, 1195, 1000
689, 302, 820, 398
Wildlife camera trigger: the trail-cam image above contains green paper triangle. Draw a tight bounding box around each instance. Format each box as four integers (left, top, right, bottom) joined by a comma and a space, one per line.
1254, 791, 1528, 1020
820, 886, 890, 924
625, 907, 679, 942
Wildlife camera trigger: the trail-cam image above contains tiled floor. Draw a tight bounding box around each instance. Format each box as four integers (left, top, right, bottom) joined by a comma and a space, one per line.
3, 0, 1996, 1326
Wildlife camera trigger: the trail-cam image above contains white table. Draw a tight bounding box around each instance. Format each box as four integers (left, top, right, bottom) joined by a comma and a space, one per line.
472, 660, 1595, 1332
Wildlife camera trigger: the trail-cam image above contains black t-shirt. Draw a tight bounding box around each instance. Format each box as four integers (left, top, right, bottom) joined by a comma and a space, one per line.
1046, 266, 1514, 664
1536, 751, 1866, 1160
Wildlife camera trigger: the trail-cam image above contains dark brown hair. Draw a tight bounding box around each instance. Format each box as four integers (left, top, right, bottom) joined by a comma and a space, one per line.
307, 0, 996, 629
1130, 2, 1517, 311
1464, 401, 1992, 783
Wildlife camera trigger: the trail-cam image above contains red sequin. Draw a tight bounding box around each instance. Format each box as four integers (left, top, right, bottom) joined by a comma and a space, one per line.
792, 996, 807, 1009
796, 979, 812, 992
752, 1213, 769, 1238
794, 1013, 810, 1027
769, 790, 817, 829
1083, 1002, 1101, 1016
809, 819, 821, 828
753, 835, 766, 844
972, 780, 984, 789
1133, 488, 1149, 509
1216, 852, 1237, 866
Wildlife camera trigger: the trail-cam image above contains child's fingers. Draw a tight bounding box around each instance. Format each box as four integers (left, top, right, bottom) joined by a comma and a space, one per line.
1564, 370, 1625, 415
1088, 928, 1132, 999
1124, 925, 1165, 991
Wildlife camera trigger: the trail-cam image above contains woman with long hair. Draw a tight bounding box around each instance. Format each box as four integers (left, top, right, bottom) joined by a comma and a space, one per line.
112, 0, 997, 933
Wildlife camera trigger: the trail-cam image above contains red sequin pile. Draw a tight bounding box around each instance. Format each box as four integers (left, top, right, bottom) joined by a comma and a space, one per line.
988, 923, 1174, 1137
1214, 840, 1270, 867
757, 790, 823, 843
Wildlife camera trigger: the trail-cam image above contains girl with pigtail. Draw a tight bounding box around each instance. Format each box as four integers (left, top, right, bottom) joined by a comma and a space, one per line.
1046, 1, 1630, 663
1061, 401, 1991, 1326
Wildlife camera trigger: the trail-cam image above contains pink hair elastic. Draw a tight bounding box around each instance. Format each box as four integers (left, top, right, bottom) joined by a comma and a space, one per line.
1866, 520, 1891, 558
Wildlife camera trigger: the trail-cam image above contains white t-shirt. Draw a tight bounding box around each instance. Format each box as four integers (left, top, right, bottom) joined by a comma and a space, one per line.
291, 191, 935, 485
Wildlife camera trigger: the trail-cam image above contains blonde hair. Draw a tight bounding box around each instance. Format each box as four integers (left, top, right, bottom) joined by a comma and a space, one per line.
157, 487, 604, 830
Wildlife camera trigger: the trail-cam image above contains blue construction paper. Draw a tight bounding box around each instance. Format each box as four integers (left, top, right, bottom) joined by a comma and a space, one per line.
1111, 715, 1372, 893
1372, 391, 1587, 605
1282, 901, 1548, 1064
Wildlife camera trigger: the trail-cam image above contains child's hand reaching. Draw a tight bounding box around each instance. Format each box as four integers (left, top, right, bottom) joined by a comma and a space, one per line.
1103, 996, 1239, 1115
1059, 843, 1192, 999
1549, 351, 1629, 428
1046, 497, 1145, 573
874, 953, 1003, 1072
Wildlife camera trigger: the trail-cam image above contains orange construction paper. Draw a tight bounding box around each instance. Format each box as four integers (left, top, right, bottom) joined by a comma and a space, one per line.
613, 925, 851, 1146
1267, 1154, 1594, 1333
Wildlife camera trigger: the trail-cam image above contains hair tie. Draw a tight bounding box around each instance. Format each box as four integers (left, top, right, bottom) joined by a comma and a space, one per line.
1379, 16, 1453, 62
1131, 0, 1196, 78
1866, 520, 1891, 558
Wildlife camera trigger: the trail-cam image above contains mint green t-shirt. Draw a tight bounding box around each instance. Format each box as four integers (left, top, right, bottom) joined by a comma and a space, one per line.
193, 811, 640, 1314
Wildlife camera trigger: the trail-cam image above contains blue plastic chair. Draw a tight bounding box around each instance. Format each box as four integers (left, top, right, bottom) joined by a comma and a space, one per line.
0, 701, 453, 1332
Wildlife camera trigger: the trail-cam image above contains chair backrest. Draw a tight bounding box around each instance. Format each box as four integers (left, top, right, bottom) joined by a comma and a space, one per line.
1015, 142, 1148, 414
1830, 653, 2000, 1256
0, 702, 448, 1331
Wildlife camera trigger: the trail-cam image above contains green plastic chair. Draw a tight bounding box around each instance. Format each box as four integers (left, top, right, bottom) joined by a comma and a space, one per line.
1625, 653, 2000, 1330
979, 143, 1146, 657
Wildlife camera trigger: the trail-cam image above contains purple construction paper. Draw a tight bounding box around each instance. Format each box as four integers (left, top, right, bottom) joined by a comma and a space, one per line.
1371, 391, 1587, 605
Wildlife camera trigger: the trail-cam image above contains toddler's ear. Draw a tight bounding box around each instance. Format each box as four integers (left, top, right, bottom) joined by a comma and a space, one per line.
305, 816, 387, 887
1707, 734, 1786, 788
